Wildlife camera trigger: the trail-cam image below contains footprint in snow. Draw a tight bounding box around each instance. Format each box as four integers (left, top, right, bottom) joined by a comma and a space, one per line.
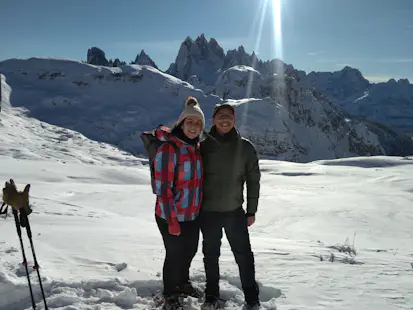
116, 263, 127, 272
5, 247, 19, 254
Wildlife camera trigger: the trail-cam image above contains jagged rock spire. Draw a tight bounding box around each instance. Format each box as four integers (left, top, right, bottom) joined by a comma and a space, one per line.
134, 49, 158, 69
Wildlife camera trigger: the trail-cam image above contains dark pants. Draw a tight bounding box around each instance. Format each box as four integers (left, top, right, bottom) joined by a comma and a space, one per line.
156, 215, 200, 297
200, 207, 259, 304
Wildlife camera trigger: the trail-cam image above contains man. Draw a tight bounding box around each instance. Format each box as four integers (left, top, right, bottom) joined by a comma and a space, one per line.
200, 103, 261, 310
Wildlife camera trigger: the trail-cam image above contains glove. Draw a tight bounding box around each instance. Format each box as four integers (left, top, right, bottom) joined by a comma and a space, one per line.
168, 218, 181, 236
2, 179, 32, 215
246, 213, 256, 227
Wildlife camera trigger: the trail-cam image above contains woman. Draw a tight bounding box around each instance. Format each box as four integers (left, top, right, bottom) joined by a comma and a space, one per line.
153, 96, 205, 309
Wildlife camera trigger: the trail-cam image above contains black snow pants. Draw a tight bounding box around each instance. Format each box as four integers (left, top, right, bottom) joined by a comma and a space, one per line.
200, 207, 259, 304
156, 215, 200, 297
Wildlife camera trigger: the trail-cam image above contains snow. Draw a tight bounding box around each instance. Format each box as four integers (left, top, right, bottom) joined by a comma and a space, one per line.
1, 87, 413, 310
214, 87, 385, 162
214, 66, 263, 99
0, 59, 221, 157
0, 58, 390, 163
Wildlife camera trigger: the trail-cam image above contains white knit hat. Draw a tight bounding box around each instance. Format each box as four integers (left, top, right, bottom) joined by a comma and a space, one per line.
175, 96, 205, 131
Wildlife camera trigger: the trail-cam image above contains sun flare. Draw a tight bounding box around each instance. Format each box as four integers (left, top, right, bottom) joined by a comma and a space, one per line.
272, 0, 283, 60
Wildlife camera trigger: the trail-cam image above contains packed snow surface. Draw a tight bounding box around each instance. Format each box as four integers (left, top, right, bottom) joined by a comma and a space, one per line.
1, 102, 413, 310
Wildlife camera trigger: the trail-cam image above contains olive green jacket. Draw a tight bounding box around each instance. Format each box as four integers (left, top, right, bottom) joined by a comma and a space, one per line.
200, 127, 261, 214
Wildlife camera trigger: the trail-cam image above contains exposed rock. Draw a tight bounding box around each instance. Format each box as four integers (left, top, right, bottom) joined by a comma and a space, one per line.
134, 50, 158, 69
87, 47, 109, 66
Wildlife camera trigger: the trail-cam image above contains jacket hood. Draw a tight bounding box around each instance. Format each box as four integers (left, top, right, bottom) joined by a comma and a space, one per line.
154, 125, 185, 146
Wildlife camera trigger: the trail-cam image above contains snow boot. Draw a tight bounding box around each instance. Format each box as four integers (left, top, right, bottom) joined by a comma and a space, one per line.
179, 282, 203, 298
201, 295, 220, 310
243, 301, 261, 310
243, 282, 260, 309
162, 295, 184, 310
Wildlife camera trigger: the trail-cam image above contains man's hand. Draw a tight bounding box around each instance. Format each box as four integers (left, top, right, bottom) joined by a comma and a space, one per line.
247, 215, 255, 227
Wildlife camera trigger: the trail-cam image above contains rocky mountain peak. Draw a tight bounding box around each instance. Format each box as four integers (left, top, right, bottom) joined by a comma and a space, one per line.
134, 49, 158, 69
87, 47, 109, 66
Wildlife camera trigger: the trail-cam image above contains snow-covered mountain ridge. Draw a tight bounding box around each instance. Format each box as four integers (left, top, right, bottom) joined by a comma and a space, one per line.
302, 67, 413, 134
202, 64, 413, 156
158, 34, 413, 136
81, 34, 413, 135
0, 59, 219, 155
1, 58, 402, 162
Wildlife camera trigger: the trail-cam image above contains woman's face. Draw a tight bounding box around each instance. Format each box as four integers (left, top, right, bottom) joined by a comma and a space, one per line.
182, 116, 202, 139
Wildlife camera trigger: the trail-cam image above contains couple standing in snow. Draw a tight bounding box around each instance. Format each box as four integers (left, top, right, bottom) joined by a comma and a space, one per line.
151, 96, 261, 310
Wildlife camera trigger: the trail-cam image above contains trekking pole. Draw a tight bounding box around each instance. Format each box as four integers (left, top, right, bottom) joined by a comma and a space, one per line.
0, 202, 9, 219
2, 179, 48, 309
20, 208, 48, 310
12, 208, 36, 310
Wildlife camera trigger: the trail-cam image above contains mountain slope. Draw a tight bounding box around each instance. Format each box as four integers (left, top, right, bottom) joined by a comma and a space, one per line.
1, 59, 389, 162
346, 79, 413, 134
209, 66, 413, 157
303, 66, 370, 102
301, 68, 413, 134
214, 73, 385, 161
0, 59, 221, 156
0, 73, 144, 166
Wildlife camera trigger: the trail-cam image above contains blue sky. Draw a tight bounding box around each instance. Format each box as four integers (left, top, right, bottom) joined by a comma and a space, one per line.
2, 0, 412, 82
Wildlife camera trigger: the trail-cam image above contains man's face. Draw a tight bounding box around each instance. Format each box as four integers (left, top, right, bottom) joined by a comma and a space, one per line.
213, 107, 235, 135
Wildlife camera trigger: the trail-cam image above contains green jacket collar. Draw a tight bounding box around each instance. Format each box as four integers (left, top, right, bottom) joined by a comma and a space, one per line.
209, 126, 240, 143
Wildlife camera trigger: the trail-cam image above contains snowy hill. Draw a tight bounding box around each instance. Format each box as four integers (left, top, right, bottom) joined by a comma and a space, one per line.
164, 35, 413, 137
0, 59, 392, 162
1, 140, 413, 309
0, 76, 143, 166
0, 59, 220, 156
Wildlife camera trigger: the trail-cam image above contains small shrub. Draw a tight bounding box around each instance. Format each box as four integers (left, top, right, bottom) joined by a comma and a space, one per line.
319, 232, 363, 265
